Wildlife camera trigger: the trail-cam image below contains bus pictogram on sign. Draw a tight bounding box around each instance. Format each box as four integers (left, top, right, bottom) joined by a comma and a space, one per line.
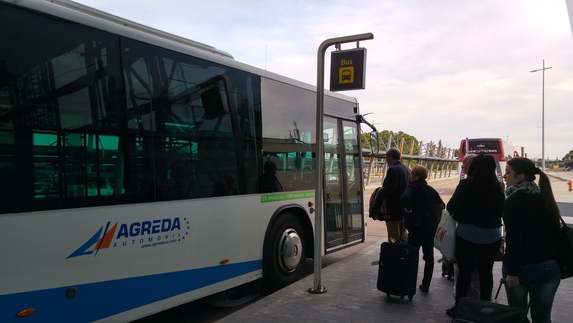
340, 67, 354, 83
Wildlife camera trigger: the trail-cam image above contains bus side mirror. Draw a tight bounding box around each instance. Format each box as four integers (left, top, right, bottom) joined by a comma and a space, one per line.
370, 130, 379, 154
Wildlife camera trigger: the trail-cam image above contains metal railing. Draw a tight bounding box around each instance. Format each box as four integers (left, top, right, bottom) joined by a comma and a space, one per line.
362, 133, 459, 185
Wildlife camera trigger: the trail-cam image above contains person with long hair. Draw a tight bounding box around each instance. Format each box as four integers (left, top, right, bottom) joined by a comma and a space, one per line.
503, 157, 561, 322
445, 153, 505, 316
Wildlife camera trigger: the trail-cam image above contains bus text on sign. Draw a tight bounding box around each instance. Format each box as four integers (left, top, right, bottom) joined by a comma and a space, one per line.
330, 48, 366, 91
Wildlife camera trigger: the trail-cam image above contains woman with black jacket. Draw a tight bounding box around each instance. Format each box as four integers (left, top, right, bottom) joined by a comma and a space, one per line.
446, 153, 505, 316
401, 165, 445, 292
503, 157, 561, 322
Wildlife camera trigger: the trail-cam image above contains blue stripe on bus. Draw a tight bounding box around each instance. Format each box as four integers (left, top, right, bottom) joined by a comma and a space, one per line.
0, 259, 262, 322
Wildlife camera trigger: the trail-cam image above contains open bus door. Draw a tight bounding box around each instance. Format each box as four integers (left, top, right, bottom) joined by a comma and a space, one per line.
324, 117, 362, 251
323, 115, 379, 252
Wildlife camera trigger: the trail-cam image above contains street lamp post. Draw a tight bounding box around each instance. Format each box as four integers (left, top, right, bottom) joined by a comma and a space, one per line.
530, 59, 552, 171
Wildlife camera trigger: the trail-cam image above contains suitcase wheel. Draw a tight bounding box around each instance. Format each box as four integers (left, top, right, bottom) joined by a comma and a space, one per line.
386, 293, 391, 298
400, 296, 404, 300
408, 294, 413, 300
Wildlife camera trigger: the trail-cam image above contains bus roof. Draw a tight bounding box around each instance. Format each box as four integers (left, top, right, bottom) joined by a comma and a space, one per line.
5, 0, 359, 114
13, 0, 234, 59
460, 137, 503, 142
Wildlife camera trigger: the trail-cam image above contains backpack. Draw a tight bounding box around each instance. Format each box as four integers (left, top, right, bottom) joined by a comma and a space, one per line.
368, 187, 387, 220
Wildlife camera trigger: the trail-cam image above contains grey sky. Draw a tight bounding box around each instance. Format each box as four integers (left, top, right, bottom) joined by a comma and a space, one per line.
74, 0, 573, 160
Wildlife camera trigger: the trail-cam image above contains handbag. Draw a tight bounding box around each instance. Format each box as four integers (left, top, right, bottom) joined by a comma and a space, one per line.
434, 209, 456, 260
556, 217, 573, 280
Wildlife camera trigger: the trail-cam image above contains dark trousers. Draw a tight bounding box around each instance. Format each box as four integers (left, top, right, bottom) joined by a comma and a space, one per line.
408, 228, 434, 287
455, 235, 501, 303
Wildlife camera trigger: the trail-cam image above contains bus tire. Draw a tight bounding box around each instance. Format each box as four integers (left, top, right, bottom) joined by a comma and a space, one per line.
263, 213, 306, 290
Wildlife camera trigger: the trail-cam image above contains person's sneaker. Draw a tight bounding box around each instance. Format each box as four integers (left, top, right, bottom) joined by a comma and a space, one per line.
446, 306, 456, 317
419, 284, 429, 292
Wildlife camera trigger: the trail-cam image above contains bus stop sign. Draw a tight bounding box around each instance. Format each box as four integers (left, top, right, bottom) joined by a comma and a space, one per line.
330, 48, 366, 91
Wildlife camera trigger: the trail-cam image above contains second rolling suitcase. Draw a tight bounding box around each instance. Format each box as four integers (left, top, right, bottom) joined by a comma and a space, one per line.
452, 297, 528, 323
452, 278, 530, 323
376, 241, 419, 300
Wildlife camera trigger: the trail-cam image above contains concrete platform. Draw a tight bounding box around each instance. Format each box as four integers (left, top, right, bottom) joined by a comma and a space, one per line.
218, 172, 573, 323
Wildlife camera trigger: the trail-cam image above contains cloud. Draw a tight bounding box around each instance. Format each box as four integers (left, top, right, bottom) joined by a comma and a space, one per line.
73, 0, 573, 159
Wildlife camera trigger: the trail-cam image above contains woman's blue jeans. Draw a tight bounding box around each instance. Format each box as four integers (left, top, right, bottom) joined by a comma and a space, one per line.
502, 260, 561, 323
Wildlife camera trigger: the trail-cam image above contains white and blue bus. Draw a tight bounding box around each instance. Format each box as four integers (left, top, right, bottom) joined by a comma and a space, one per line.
0, 0, 374, 321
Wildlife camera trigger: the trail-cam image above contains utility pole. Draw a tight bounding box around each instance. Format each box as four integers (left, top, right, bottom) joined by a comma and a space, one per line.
530, 59, 552, 171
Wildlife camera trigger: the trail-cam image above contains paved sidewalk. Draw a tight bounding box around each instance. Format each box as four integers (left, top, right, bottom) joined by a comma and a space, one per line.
218, 173, 573, 323
219, 242, 573, 323
548, 172, 573, 219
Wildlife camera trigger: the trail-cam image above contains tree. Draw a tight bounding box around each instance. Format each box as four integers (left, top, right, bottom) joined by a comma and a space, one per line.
361, 129, 453, 160
363, 130, 420, 154
563, 150, 573, 161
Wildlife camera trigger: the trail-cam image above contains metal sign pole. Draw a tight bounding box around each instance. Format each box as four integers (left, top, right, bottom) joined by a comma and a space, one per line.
309, 33, 373, 294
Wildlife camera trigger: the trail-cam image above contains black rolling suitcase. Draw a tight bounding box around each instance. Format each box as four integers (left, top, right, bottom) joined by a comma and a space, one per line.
376, 241, 419, 300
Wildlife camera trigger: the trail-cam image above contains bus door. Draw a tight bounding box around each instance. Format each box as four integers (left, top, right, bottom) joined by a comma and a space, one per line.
323, 117, 364, 251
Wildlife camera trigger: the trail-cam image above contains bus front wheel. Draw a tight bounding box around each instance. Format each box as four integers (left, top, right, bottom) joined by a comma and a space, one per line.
264, 213, 306, 290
